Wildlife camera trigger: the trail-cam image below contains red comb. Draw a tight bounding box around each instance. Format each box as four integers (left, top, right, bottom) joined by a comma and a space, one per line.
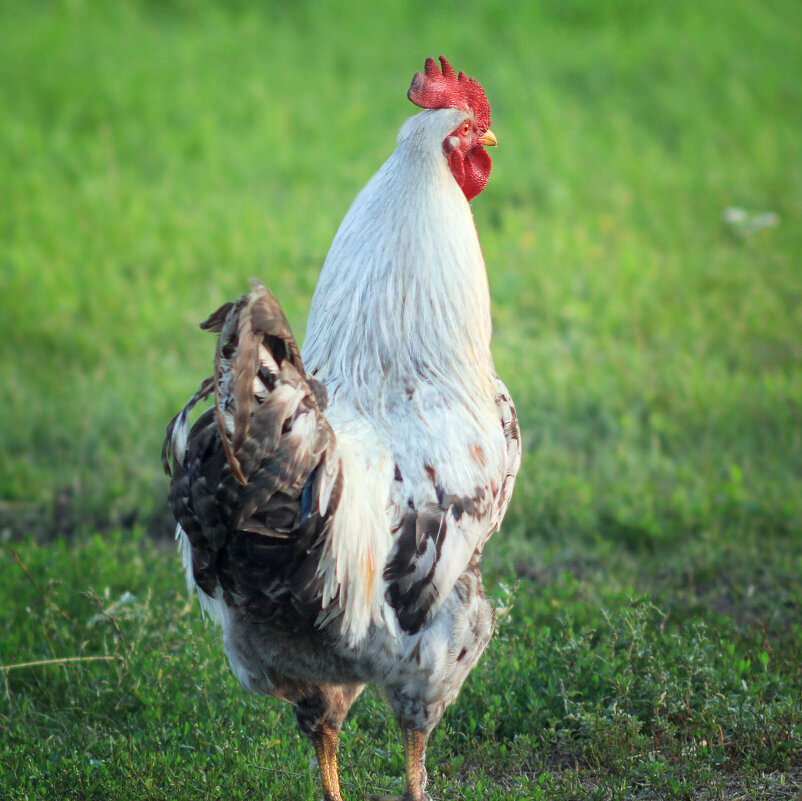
407, 56, 491, 131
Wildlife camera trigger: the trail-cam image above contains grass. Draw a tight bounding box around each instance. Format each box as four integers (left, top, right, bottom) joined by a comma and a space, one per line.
1, 0, 801, 798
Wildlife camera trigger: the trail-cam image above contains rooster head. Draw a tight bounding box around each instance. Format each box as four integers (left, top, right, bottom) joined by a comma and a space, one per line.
408, 55, 496, 201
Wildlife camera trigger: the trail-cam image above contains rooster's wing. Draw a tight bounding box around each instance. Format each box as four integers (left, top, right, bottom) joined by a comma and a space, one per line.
383, 378, 520, 634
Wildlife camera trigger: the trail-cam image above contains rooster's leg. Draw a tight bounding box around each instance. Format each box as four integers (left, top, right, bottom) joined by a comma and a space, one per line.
290, 682, 363, 801
312, 722, 343, 801
366, 727, 430, 801
401, 727, 430, 801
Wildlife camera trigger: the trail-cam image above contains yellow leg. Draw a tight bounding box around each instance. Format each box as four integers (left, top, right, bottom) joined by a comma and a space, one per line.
366, 727, 431, 801
365, 727, 430, 801
402, 728, 428, 801
313, 723, 343, 801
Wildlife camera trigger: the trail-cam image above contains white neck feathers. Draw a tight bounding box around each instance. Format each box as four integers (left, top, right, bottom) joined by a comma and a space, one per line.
301, 108, 494, 414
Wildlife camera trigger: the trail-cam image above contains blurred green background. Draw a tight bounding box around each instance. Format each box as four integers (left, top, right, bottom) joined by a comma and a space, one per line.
1, 0, 799, 544
1, 1, 800, 798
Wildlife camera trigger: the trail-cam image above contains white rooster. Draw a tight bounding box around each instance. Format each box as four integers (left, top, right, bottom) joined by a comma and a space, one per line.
162, 56, 520, 801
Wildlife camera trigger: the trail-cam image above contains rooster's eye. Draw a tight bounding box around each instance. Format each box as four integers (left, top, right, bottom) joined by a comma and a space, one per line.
461, 122, 471, 136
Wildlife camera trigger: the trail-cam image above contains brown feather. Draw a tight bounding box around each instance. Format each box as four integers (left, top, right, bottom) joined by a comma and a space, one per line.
164, 282, 344, 633
213, 299, 247, 485
200, 301, 234, 333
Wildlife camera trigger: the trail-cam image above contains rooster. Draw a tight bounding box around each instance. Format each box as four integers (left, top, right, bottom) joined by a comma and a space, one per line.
162, 56, 520, 801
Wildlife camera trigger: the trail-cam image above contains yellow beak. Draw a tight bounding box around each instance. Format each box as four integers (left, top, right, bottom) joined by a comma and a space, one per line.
479, 129, 498, 147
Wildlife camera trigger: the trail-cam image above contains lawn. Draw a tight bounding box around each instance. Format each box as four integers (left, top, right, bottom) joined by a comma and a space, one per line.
1, 1, 800, 799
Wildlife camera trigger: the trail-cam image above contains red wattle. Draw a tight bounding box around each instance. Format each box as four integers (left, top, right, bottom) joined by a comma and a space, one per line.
460, 145, 491, 201
448, 148, 466, 190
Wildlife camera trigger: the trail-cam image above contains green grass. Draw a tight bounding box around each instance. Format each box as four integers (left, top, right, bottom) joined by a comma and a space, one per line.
1, 0, 801, 798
